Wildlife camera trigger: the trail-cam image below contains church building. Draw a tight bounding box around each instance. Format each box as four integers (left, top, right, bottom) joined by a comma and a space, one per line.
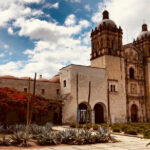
0, 10, 150, 124
60, 10, 149, 124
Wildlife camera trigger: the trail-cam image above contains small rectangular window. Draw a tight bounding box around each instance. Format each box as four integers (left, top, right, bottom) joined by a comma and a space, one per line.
110, 85, 116, 92
41, 89, 45, 95
63, 80, 66, 87
24, 88, 27, 93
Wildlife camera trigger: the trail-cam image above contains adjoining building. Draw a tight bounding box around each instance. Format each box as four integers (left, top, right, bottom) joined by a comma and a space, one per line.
1, 10, 150, 124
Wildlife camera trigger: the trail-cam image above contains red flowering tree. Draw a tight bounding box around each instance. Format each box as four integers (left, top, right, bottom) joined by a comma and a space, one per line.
0, 87, 62, 124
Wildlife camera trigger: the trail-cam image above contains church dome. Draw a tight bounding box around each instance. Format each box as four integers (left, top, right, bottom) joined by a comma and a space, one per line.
97, 10, 117, 29
137, 24, 150, 40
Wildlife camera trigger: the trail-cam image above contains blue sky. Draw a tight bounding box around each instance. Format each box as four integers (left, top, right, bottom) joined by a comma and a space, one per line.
0, 0, 149, 78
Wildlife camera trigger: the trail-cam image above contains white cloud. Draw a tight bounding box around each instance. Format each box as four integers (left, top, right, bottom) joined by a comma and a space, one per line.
0, 53, 5, 58
65, 0, 81, 3
81, 31, 91, 45
85, 4, 91, 11
0, 0, 43, 27
92, 0, 150, 44
43, 2, 59, 9
3, 44, 9, 49
79, 20, 90, 28
8, 27, 14, 35
13, 16, 90, 40
0, 13, 91, 78
24, 0, 43, 3
9, 52, 13, 56
65, 14, 76, 26
0, 61, 25, 77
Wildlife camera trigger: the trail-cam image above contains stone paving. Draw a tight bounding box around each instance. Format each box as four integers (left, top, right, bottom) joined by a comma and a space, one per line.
24, 134, 150, 150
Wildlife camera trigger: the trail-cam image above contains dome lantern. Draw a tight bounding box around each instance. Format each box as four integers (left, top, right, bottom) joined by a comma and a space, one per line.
137, 24, 150, 40
142, 24, 148, 31
103, 10, 109, 19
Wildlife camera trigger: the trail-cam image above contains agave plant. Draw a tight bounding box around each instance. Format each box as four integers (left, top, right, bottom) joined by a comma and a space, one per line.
0, 136, 11, 146
11, 131, 32, 147
3, 125, 14, 134
12, 124, 26, 133
78, 129, 95, 144
30, 123, 52, 139
37, 132, 60, 145
59, 129, 77, 144
45, 122, 52, 130
30, 124, 43, 138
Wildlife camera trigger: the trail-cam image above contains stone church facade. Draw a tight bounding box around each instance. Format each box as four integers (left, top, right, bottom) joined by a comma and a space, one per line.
0, 10, 150, 124
60, 10, 149, 124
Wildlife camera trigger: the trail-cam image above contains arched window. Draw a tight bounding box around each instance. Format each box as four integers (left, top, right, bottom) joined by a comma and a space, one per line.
129, 68, 134, 79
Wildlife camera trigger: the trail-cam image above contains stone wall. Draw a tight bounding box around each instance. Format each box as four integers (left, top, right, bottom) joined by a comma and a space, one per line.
91, 55, 127, 123
0, 78, 60, 100
60, 64, 107, 124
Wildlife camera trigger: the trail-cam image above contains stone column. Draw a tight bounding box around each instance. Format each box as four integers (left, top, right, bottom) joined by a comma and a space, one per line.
91, 110, 95, 124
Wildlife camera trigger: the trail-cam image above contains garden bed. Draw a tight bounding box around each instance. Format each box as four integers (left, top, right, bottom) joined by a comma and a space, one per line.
110, 122, 150, 138
0, 123, 116, 148
69, 122, 150, 139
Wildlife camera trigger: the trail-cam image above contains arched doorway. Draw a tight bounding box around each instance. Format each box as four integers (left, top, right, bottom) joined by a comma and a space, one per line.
131, 104, 138, 122
79, 103, 87, 124
94, 103, 105, 124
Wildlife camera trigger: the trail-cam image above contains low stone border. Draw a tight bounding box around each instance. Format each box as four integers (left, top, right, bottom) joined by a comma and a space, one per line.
111, 132, 144, 138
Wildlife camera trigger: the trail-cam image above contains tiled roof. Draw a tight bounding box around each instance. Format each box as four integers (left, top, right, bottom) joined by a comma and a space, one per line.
49, 75, 60, 83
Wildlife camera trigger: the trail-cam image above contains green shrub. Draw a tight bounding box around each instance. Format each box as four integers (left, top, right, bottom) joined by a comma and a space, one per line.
93, 124, 99, 130
70, 123, 76, 128
120, 124, 129, 132
83, 124, 92, 129
112, 127, 121, 133
78, 124, 83, 128
124, 128, 137, 135
144, 130, 150, 139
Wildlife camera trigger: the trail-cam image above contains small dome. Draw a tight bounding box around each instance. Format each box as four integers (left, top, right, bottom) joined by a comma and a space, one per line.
0, 75, 18, 79
49, 75, 60, 83
97, 10, 117, 29
97, 19, 117, 28
137, 24, 150, 40
137, 31, 150, 40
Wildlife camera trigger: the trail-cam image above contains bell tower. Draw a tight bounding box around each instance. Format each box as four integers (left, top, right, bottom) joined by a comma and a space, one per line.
90, 10, 123, 64
134, 24, 150, 57
90, 10, 127, 123
134, 24, 150, 121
